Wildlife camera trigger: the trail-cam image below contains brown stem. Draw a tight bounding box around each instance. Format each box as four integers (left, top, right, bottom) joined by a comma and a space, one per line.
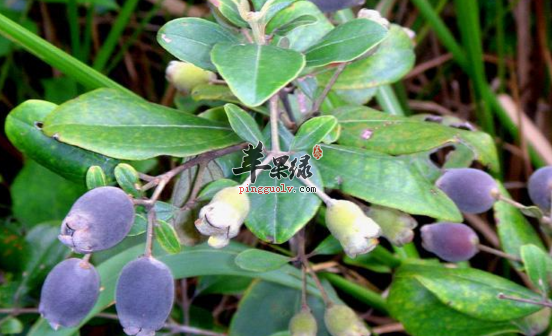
144, 207, 156, 257
310, 62, 348, 116
298, 230, 332, 306
270, 95, 281, 153
181, 163, 208, 211
478, 244, 521, 262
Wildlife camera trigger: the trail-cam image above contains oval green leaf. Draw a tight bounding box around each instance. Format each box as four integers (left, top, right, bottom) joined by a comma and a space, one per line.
305, 18, 388, 67
235, 249, 290, 272
225, 104, 264, 145
157, 18, 239, 71
42, 89, 241, 160
290, 115, 337, 151
85, 166, 107, 190
155, 219, 182, 254
211, 43, 305, 107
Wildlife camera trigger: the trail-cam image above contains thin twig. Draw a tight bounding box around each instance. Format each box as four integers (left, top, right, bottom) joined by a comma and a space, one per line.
478, 244, 521, 262
181, 163, 208, 211
298, 230, 332, 306
298, 176, 334, 206
144, 207, 156, 257
309, 62, 348, 116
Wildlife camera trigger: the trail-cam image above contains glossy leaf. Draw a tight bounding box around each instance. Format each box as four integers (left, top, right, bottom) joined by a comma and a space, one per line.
212, 43, 305, 107
521, 244, 552, 295
131, 202, 179, 236
197, 275, 252, 295
305, 18, 387, 67
413, 266, 542, 321
212, 0, 248, 27
5, 99, 120, 183
316, 144, 462, 221
333, 106, 499, 172
320, 25, 414, 90
225, 104, 264, 144
494, 183, 545, 265
114, 163, 142, 198
290, 116, 337, 151
268, 14, 317, 35
42, 89, 241, 160
230, 280, 332, 336
389, 263, 523, 336
85, 166, 107, 190
0, 317, 23, 334
245, 154, 323, 243
267, 1, 333, 52
11, 160, 86, 227
235, 249, 290, 272
157, 18, 239, 71
155, 219, 182, 254
28, 243, 326, 336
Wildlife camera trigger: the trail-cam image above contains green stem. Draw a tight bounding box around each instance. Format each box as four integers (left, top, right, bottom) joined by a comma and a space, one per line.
375, 85, 405, 116
67, 0, 81, 60
392, 243, 420, 259
0, 13, 133, 95
320, 273, 388, 314
92, 0, 140, 71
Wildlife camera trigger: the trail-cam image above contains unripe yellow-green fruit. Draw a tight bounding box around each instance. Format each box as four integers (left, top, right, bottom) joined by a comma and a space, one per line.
165, 61, 215, 92
289, 308, 317, 336
367, 205, 417, 247
325, 200, 381, 258
324, 304, 370, 336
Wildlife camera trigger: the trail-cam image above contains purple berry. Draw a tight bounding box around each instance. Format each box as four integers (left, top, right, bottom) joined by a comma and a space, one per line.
436, 168, 498, 214
421, 222, 480, 262
39, 258, 100, 329
116, 257, 174, 336
59, 186, 135, 253
528, 166, 552, 211
310, 0, 365, 13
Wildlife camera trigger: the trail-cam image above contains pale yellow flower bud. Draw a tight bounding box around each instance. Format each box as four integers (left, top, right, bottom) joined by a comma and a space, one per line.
165, 61, 215, 92
325, 200, 381, 258
324, 305, 370, 336
357, 9, 390, 29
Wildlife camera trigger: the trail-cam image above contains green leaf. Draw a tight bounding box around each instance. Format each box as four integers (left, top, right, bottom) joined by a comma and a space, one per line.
155, 219, 182, 254
197, 179, 240, 201
413, 266, 542, 321
5, 99, 120, 183
388, 263, 522, 336
157, 18, 239, 71
42, 89, 241, 160
85, 166, 107, 189
333, 106, 499, 172
225, 104, 264, 144
11, 160, 86, 227
494, 182, 545, 265
316, 144, 462, 221
305, 18, 387, 67
230, 280, 333, 336
235, 249, 290, 272
320, 25, 414, 90
266, 1, 333, 52
290, 116, 337, 151
261, 0, 297, 22
197, 275, 253, 295
268, 14, 317, 35
0, 317, 23, 334
213, 0, 248, 27
313, 235, 342, 255
28, 243, 327, 336
212, 43, 305, 107
245, 154, 323, 243
114, 163, 142, 198
131, 202, 179, 236
521, 244, 552, 295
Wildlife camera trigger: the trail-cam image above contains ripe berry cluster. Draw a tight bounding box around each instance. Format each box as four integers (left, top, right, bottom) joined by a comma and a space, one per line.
39, 186, 174, 336
421, 166, 552, 262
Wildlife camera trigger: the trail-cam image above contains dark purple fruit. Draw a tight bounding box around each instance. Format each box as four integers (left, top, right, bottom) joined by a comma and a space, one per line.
528, 166, 552, 211
421, 222, 479, 262
59, 186, 135, 253
436, 168, 498, 214
39, 258, 100, 329
309, 0, 365, 13
116, 257, 174, 336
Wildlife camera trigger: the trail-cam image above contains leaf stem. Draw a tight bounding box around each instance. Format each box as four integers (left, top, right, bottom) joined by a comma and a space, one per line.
310, 62, 348, 116
477, 244, 521, 262
298, 176, 334, 206
298, 230, 332, 306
